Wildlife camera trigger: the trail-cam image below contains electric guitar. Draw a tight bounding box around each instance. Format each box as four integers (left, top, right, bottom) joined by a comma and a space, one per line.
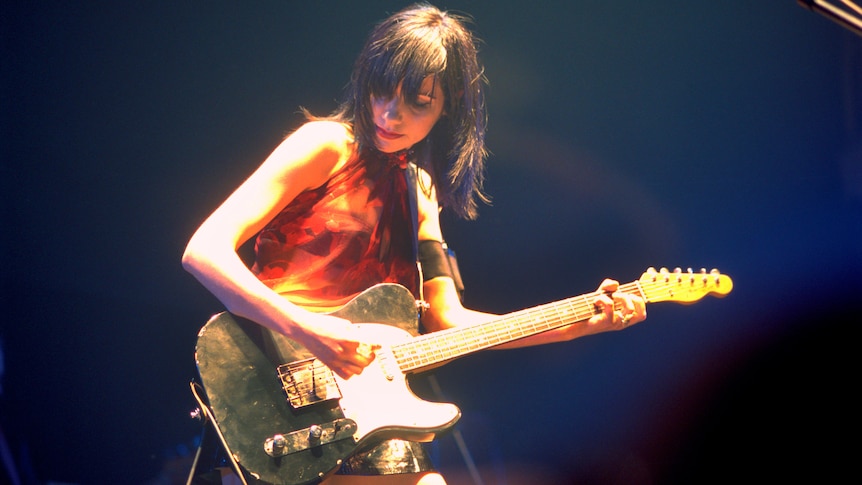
194, 267, 732, 485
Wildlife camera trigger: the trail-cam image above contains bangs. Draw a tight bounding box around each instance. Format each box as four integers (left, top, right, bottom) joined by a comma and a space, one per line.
365, 28, 448, 100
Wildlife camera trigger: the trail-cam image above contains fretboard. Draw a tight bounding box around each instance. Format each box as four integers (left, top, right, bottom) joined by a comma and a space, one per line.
391, 281, 644, 373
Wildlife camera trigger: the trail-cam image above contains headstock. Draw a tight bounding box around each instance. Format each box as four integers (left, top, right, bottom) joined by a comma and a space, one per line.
639, 267, 733, 304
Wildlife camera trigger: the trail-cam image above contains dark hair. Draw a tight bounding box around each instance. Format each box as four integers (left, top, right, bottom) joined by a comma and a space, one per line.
329, 3, 489, 219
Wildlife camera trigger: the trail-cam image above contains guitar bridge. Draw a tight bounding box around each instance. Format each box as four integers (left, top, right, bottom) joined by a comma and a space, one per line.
278, 358, 342, 408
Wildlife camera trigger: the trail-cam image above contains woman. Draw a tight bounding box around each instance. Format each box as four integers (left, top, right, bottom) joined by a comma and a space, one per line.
183, 4, 645, 484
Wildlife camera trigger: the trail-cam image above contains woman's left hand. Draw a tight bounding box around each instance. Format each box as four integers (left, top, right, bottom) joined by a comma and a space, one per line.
588, 278, 647, 332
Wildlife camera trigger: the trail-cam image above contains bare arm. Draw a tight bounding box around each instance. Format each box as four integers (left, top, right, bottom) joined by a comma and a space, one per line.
182, 121, 380, 378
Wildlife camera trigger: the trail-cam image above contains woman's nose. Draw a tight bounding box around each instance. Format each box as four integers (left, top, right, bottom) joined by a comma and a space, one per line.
381, 97, 402, 121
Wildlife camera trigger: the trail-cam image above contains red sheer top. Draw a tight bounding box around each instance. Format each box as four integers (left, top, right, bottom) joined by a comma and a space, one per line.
251, 149, 418, 311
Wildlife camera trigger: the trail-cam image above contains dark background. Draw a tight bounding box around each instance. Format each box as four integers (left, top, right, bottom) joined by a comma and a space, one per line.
2, 1, 860, 484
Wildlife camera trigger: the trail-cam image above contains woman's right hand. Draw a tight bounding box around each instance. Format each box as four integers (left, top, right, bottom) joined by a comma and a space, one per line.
291, 312, 381, 379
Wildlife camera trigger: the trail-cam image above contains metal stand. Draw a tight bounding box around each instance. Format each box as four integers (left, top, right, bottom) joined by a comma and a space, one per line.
186, 381, 250, 485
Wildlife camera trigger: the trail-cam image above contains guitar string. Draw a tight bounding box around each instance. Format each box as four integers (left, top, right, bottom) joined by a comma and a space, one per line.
391, 274, 725, 372
391, 281, 645, 371
280, 279, 645, 397
276, 272, 726, 388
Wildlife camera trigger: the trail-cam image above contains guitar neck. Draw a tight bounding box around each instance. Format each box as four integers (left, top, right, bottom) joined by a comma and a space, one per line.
389, 267, 733, 374
391, 281, 644, 373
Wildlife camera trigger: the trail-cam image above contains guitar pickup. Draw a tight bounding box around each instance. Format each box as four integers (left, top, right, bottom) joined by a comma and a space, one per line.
263, 419, 357, 457
278, 358, 342, 408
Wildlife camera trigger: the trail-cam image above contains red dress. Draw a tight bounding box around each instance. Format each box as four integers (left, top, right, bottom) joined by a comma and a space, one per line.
252, 148, 419, 310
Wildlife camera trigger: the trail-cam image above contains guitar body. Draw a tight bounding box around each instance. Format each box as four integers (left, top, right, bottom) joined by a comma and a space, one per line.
195, 283, 461, 485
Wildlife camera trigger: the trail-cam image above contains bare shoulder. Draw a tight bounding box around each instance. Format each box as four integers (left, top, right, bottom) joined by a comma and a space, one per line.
415, 164, 434, 191
292, 120, 353, 147
287, 120, 355, 162
415, 165, 443, 241
265, 120, 356, 190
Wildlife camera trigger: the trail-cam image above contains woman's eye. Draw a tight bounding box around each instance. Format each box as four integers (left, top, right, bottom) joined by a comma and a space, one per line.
412, 96, 433, 108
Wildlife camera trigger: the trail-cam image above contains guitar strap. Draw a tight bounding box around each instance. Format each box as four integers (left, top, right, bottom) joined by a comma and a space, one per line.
404, 163, 482, 485
404, 161, 422, 297
404, 162, 465, 308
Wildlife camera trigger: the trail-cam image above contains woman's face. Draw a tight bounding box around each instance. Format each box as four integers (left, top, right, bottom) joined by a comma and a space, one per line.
371, 75, 446, 153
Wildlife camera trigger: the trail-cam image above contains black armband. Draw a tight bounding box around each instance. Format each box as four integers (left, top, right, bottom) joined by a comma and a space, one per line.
418, 240, 465, 296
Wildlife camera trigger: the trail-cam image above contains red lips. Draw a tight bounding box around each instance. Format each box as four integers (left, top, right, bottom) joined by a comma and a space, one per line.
376, 126, 403, 140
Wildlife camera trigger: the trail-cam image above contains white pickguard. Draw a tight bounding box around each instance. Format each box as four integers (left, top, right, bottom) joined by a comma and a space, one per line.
334, 323, 461, 443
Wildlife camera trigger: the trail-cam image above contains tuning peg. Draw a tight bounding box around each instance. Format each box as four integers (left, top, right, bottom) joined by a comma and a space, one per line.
659, 267, 670, 282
